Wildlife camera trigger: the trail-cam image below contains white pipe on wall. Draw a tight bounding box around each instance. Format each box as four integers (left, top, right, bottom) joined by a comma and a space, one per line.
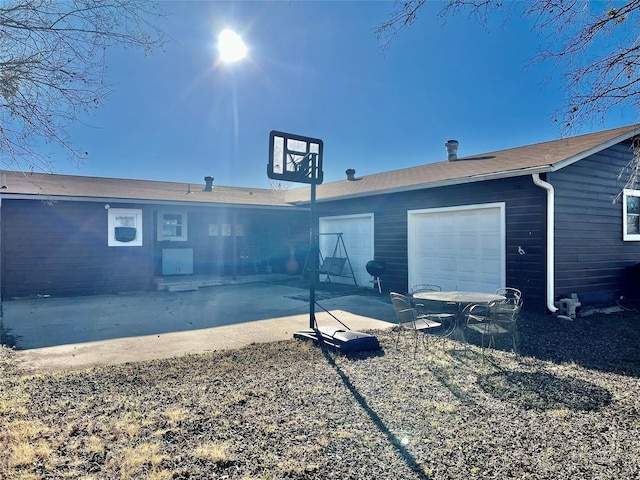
532, 173, 558, 313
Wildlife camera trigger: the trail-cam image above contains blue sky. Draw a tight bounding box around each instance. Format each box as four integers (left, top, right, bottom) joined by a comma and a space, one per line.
58, 1, 636, 188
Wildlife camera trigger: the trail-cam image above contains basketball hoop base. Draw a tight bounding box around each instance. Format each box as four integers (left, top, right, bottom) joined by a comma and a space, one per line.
293, 326, 380, 353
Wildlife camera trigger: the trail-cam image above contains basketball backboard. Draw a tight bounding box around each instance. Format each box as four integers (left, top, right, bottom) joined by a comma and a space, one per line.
268, 130, 323, 185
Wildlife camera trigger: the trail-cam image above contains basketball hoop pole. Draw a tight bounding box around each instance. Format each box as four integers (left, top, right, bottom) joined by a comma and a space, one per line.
266, 130, 322, 330
309, 153, 318, 329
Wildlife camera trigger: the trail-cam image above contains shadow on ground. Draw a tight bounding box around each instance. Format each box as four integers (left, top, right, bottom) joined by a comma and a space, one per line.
476, 370, 613, 411
0, 280, 393, 350
479, 308, 640, 377
3, 279, 640, 379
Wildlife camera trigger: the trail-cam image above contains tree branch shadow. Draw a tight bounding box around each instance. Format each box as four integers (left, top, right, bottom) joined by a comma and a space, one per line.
476, 368, 613, 411
319, 343, 432, 479
518, 310, 640, 377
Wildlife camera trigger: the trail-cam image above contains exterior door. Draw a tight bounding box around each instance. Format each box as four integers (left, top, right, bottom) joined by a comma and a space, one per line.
319, 214, 374, 287
408, 203, 505, 293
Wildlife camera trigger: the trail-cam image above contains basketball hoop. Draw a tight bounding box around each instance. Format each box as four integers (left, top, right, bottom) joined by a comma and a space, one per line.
267, 129, 379, 352
267, 130, 323, 185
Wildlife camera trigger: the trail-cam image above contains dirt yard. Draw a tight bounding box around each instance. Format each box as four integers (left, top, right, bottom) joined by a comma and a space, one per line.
1, 306, 639, 479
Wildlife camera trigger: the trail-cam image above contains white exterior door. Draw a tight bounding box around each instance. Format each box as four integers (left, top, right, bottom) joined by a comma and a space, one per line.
408, 203, 505, 293
319, 214, 374, 287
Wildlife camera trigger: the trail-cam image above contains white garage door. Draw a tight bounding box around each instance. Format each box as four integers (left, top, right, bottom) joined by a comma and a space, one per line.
408, 203, 505, 293
319, 214, 374, 287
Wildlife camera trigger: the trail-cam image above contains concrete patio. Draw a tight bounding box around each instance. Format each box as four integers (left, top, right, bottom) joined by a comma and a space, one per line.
1, 279, 396, 371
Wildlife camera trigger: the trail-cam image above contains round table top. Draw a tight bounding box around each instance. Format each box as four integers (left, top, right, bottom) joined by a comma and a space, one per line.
412, 291, 505, 304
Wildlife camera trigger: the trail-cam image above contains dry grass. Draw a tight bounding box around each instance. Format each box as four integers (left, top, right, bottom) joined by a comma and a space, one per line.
1, 308, 640, 479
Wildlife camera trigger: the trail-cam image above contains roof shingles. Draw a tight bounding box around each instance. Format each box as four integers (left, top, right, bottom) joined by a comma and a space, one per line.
0, 172, 293, 207
284, 124, 640, 203
2, 124, 639, 207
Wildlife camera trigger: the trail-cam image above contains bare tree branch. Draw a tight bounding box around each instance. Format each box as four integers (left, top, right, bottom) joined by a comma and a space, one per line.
375, 0, 510, 55
614, 135, 640, 203
376, 1, 640, 133
0, 0, 165, 173
376, 1, 640, 199
374, 0, 429, 55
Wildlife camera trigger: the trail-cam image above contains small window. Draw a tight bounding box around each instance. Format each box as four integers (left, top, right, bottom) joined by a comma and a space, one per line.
623, 189, 640, 240
108, 208, 143, 247
157, 210, 188, 241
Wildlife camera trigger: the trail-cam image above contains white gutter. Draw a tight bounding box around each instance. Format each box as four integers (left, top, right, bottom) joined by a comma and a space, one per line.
532, 173, 558, 313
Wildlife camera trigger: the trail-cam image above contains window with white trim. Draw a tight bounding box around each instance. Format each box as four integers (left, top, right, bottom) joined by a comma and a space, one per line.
157, 210, 188, 241
623, 189, 640, 241
108, 208, 143, 246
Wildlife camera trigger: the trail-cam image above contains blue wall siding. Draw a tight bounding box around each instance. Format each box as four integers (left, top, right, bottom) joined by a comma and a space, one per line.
550, 141, 640, 305
316, 176, 548, 311
2, 200, 155, 297
1, 200, 308, 298
155, 209, 308, 276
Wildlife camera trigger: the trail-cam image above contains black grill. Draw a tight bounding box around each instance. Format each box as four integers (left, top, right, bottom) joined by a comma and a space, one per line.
366, 260, 386, 278
366, 260, 385, 293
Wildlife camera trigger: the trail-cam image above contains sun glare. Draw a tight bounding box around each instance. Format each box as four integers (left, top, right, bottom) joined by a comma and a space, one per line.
218, 29, 247, 63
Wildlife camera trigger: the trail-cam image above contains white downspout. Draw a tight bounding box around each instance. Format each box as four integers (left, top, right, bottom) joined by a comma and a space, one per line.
532, 173, 558, 313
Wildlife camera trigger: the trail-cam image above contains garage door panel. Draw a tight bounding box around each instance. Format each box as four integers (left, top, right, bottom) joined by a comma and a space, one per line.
458, 279, 482, 291
319, 215, 373, 287
480, 258, 500, 274
438, 234, 456, 247
409, 205, 504, 293
458, 236, 477, 251
418, 257, 437, 271
481, 230, 500, 242
482, 213, 500, 228
459, 258, 479, 274
439, 257, 457, 272
480, 239, 500, 251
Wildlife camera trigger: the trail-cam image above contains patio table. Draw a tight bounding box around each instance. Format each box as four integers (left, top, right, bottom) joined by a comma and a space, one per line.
412, 291, 505, 344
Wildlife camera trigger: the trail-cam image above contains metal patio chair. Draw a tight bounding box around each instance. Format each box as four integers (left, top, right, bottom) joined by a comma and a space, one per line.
466, 287, 522, 324
492, 287, 523, 324
390, 292, 443, 355
465, 295, 522, 358
410, 284, 443, 294
496, 287, 522, 305
410, 284, 457, 337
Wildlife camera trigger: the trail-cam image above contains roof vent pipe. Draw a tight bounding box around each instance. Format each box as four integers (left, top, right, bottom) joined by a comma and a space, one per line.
204, 176, 214, 192
445, 140, 459, 161
346, 168, 356, 181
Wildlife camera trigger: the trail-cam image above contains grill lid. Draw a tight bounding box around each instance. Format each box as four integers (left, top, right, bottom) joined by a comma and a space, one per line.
366, 260, 386, 277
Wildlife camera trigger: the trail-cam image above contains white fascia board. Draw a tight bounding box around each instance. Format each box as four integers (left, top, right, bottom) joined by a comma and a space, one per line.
292, 129, 640, 205
0, 194, 307, 211
550, 127, 640, 171
299, 165, 555, 204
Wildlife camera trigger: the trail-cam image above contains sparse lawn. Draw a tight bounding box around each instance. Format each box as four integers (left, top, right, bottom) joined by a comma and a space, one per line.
1, 307, 640, 479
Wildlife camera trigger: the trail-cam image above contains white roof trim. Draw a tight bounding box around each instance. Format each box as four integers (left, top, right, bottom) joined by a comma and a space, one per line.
550, 126, 640, 171
0, 193, 307, 211
294, 165, 556, 204
290, 128, 640, 205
